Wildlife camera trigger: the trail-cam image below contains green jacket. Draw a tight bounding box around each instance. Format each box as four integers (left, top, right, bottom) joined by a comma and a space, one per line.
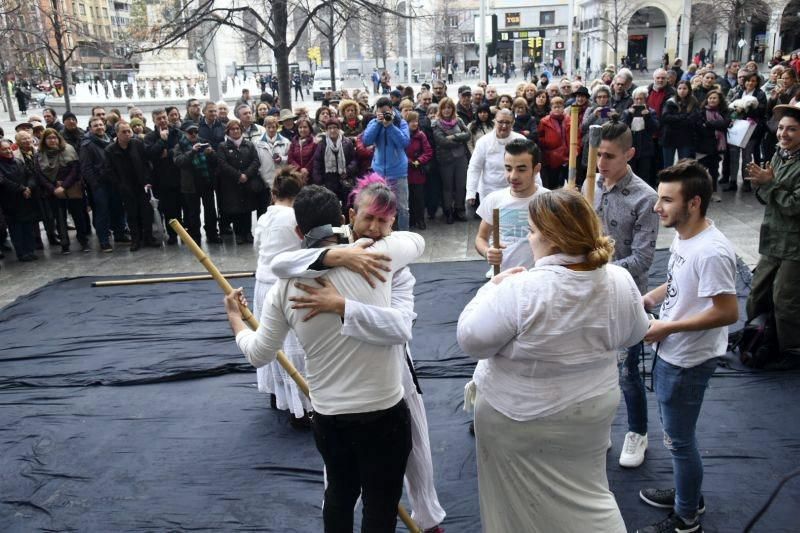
757, 153, 800, 260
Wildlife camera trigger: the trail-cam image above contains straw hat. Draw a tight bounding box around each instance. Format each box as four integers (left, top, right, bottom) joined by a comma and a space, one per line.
771, 101, 800, 122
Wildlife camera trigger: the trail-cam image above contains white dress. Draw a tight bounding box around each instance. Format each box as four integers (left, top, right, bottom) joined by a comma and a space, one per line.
251, 205, 312, 418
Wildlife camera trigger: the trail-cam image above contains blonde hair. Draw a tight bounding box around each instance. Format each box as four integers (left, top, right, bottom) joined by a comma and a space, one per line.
528, 189, 614, 269
264, 116, 279, 127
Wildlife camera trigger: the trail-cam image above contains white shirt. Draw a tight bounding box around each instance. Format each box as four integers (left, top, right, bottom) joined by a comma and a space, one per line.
657, 222, 737, 367
252, 205, 300, 284
270, 242, 416, 345
476, 185, 549, 273
457, 264, 649, 421
255, 133, 290, 187
466, 130, 525, 202
236, 232, 425, 415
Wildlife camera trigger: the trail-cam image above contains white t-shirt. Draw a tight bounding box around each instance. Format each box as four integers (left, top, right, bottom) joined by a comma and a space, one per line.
252, 205, 300, 284
476, 185, 549, 272
657, 223, 737, 368
236, 232, 425, 416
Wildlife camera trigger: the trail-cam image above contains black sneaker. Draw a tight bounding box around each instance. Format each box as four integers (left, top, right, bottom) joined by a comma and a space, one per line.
115, 234, 132, 243
100, 243, 113, 253
636, 512, 702, 533
640, 488, 705, 515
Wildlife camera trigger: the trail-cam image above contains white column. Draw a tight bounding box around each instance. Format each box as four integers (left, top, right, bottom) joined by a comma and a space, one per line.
566, 0, 575, 76
678, 0, 691, 64
764, 8, 784, 65
405, 0, 413, 85
479, 0, 487, 82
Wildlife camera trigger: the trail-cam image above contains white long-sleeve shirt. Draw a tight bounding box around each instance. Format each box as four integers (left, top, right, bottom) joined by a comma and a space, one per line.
457, 264, 649, 421
466, 130, 531, 202
252, 205, 300, 284
236, 232, 425, 415
270, 243, 416, 346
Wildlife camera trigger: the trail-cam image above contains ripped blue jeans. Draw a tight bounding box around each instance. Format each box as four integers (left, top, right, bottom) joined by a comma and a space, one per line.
654, 355, 718, 519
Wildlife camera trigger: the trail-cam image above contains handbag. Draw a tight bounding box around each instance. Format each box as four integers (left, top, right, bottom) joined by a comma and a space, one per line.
727, 119, 756, 148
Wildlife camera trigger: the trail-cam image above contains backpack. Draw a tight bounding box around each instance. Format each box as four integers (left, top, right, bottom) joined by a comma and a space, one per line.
728, 312, 779, 368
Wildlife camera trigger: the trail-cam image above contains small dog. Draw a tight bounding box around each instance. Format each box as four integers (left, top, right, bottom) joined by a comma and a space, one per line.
730, 95, 758, 115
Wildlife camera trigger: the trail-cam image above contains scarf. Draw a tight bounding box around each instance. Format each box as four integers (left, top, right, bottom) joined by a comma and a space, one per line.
705, 107, 727, 152
778, 146, 800, 163
38, 145, 78, 183
438, 117, 458, 129
324, 134, 346, 174
227, 135, 243, 148
178, 135, 210, 179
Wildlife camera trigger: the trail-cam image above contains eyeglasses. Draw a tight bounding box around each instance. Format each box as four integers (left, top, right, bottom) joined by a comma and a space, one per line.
496, 120, 513, 126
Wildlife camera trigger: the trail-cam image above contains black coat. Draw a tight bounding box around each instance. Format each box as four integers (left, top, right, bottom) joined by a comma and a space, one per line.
105, 138, 152, 194
215, 138, 261, 215
622, 108, 660, 158
660, 98, 700, 148
694, 107, 732, 155
144, 127, 182, 190
62, 126, 85, 153
0, 157, 39, 222
79, 133, 111, 188
173, 134, 216, 195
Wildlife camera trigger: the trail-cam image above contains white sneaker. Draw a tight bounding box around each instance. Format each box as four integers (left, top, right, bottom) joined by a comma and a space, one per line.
619, 431, 648, 468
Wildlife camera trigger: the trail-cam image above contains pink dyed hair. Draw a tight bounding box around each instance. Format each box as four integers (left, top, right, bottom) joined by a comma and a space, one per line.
348, 172, 397, 218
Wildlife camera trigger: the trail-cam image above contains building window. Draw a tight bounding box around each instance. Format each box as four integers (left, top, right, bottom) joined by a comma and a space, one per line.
540, 11, 555, 26
446, 15, 459, 28
79, 3, 85, 16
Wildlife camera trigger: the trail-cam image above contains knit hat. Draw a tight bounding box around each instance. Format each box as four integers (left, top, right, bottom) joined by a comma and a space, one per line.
62, 112, 77, 122
130, 118, 144, 129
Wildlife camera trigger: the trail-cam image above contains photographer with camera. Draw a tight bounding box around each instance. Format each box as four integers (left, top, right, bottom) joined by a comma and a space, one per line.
622, 87, 660, 188
174, 121, 220, 244
362, 96, 411, 229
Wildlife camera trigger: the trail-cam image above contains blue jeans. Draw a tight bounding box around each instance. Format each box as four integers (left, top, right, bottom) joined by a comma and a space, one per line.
654, 355, 718, 519
619, 343, 647, 435
91, 183, 126, 245
388, 177, 409, 231
662, 146, 695, 169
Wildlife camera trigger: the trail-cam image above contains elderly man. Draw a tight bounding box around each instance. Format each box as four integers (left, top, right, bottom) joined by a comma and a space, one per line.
198, 101, 225, 147
611, 75, 633, 114
472, 87, 485, 108
431, 80, 447, 103
238, 104, 265, 143
647, 69, 676, 170
466, 109, 528, 207
457, 86, 475, 124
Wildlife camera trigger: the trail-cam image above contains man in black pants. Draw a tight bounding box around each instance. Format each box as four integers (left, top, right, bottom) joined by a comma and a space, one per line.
144, 108, 183, 244
105, 122, 160, 251
225, 185, 424, 532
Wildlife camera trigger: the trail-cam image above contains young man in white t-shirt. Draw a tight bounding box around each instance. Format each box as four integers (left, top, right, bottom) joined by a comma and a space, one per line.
637, 160, 739, 533
475, 139, 548, 274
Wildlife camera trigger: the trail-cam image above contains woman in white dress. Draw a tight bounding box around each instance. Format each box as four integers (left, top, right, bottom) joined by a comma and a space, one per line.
251, 167, 312, 427
457, 188, 650, 533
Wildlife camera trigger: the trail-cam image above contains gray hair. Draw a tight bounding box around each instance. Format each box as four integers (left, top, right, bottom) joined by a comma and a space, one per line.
495, 108, 513, 122
618, 68, 634, 83
592, 84, 611, 99
632, 86, 649, 100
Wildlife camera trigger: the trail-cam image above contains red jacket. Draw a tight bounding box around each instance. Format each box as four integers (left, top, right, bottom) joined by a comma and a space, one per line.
287, 136, 317, 177
355, 134, 375, 177
537, 114, 572, 169
405, 130, 433, 185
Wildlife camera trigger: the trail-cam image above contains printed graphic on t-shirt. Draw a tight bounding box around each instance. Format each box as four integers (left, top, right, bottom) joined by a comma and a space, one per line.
662, 253, 686, 314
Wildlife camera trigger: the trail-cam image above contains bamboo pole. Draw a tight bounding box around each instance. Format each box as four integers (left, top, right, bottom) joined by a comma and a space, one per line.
92, 272, 254, 287
567, 105, 580, 188
168, 219, 421, 533
492, 208, 500, 276
584, 124, 603, 206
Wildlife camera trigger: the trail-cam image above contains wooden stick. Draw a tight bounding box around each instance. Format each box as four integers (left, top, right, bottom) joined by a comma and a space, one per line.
492, 208, 500, 276
567, 105, 580, 188
92, 272, 254, 287
167, 219, 421, 533
584, 124, 603, 206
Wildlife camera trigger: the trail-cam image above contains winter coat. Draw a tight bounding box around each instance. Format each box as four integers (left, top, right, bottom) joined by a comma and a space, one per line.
173, 134, 217, 195
756, 151, 800, 260
536, 114, 572, 169
431, 118, 470, 163
355, 134, 375, 176
198, 119, 226, 147
457, 103, 475, 125
312, 136, 358, 190
468, 120, 493, 153
660, 98, 700, 148
215, 138, 261, 215
144, 127, 182, 190
105, 138, 152, 195
79, 132, 111, 188
287, 135, 317, 178
581, 106, 612, 165
622, 108, 660, 158
694, 106, 731, 156
0, 157, 39, 223
362, 110, 411, 178
35, 146, 81, 199
254, 133, 290, 188
62, 126, 85, 153
611, 92, 633, 115
406, 130, 434, 185
513, 114, 538, 142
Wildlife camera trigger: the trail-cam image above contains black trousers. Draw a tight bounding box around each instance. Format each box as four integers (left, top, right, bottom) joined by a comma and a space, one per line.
52, 196, 90, 248
313, 399, 412, 533
698, 153, 721, 192
183, 184, 218, 241
228, 212, 252, 239
409, 183, 425, 227
541, 165, 567, 189
119, 187, 154, 243
155, 186, 182, 238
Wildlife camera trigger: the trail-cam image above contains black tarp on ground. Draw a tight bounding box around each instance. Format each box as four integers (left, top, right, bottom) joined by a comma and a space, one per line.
1, 252, 799, 532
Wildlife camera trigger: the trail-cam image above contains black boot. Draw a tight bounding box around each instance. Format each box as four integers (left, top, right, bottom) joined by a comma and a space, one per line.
445, 209, 454, 224
454, 210, 467, 222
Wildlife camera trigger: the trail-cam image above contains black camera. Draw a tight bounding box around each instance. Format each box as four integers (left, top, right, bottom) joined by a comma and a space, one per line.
383, 112, 394, 121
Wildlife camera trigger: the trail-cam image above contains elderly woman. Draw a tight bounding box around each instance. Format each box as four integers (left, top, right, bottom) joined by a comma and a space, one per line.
432, 97, 471, 223
215, 119, 261, 244
216, 101, 231, 125
339, 99, 365, 139
581, 84, 613, 168
622, 87, 660, 188
0, 139, 39, 261
458, 188, 649, 533
312, 118, 357, 215
254, 116, 290, 215
287, 117, 316, 182
35, 129, 89, 254
313, 106, 332, 136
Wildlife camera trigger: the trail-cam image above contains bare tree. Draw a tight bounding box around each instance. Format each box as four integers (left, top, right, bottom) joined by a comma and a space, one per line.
431, 0, 464, 69
308, 0, 361, 91
131, 0, 407, 109
582, 0, 640, 68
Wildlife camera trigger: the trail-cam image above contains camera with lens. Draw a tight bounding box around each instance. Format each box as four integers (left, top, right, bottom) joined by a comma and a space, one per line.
383, 112, 394, 121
